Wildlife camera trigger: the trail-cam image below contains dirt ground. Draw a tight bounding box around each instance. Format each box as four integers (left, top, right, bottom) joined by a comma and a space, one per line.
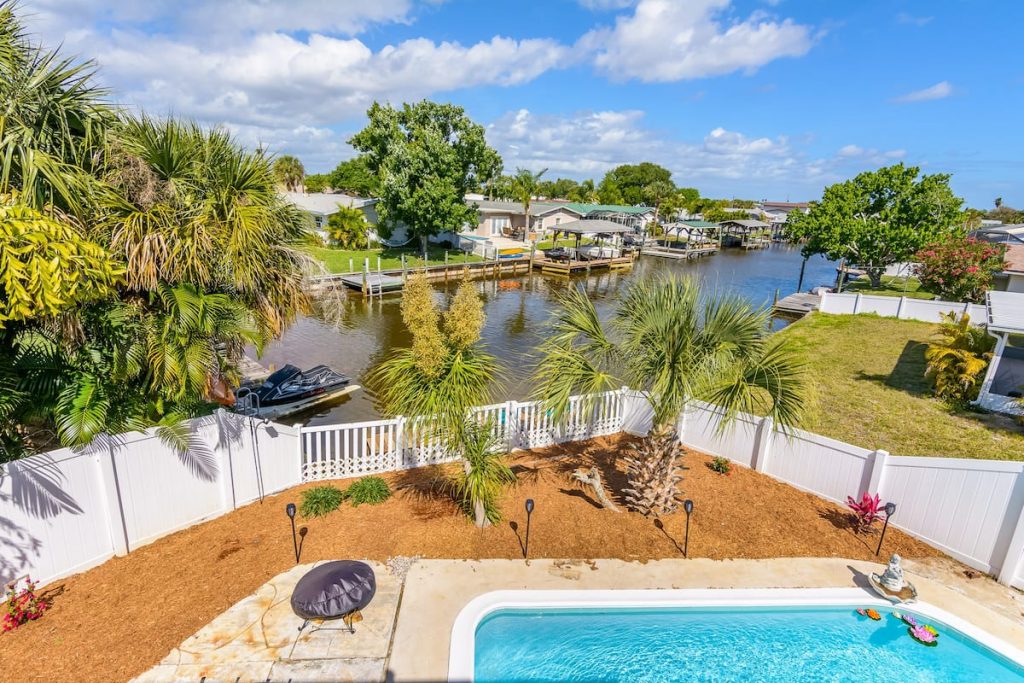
0, 435, 943, 682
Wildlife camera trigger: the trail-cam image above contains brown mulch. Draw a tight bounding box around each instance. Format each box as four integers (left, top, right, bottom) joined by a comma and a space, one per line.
0, 434, 941, 682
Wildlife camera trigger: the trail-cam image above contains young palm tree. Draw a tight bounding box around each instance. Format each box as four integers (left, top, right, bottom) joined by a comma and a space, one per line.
925, 311, 994, 405
273, 154, 305, 192
325, 204, 369, 249
370, 275, 510, 526
447, 420, 516, 526
534, 274, 807, 515
511, 167, 547, 237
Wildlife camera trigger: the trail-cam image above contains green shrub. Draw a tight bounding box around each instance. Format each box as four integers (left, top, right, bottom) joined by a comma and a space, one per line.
708, 456, 732, 475
300, 485, 345, 518
345, 476, 392, 506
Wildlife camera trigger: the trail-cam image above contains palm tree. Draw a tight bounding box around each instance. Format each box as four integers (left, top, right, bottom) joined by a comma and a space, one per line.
325, 204, 369, 249
925, 311, 994, 405
0, 5, 111, 214
511, 167, 547, 238
447, 420, 516, 526
533, 274, 807, 515
370, 275, 508, 526
273, 154, 305, 192
643, 180, 675, 225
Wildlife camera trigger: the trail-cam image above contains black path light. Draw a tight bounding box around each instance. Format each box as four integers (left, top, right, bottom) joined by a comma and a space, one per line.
683, 500, 694, 558
876, 502, 897, 556
286, 503, 300, 563
524, 499, 535, 560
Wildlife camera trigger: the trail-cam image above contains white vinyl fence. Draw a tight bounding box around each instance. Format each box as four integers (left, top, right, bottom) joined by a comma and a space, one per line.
819, 291, 987, 322
0, 411, 300, 588
676, 400, 1024, 589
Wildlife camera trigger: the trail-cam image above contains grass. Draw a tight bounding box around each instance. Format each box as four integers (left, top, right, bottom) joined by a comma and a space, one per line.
842, 275, 936, 300
299, 484, 345, 517
307, 245, 483, 273
778, 313, 1024, 460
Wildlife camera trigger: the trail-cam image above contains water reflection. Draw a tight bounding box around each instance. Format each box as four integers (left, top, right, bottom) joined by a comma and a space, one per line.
258, 244, 836, 424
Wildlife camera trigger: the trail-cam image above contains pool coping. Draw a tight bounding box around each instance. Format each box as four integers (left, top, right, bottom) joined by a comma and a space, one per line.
448, 587, 1024, 682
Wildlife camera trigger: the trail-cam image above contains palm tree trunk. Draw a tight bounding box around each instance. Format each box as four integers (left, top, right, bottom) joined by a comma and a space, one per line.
474, 499, 490, 528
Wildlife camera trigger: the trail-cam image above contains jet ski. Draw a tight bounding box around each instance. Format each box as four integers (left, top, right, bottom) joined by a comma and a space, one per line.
235, 364, 359, 419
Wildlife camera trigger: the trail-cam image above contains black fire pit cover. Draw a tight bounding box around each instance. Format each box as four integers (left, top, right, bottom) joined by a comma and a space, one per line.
290, 560, 376, 620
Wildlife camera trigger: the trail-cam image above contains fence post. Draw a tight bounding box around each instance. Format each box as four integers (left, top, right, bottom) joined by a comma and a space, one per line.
852, 293, 863, 314
896, 296, 907, 320
753, 416, 774, 472
819, 291, 829, 312
396, 416, 407, 469
997, 493, 1024, 586
675, 401, 688, 444
94, 441, 130, 557
215, 410, 236, 512
293, 423, 304, 484
867, 449, 889, 494
506, 401, 518, 451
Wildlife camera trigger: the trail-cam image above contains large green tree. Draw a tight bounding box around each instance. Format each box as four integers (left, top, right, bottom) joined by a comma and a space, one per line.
326, 156, 379, 197
349, 101, 500, 255
787, 164, 965, 288
601, 162, 674, 205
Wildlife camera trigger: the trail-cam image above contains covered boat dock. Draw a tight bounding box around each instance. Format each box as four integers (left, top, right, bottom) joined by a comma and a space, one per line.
532, 219, 636, 275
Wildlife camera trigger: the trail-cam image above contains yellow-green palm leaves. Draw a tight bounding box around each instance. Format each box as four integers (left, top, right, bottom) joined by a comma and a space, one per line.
925, 311, 994, 404
534, 274, 808, 432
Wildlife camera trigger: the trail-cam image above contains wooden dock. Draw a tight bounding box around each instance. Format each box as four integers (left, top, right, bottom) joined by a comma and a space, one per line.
532, 255, 635, 276
642, 245, 718, 260
337, 272, 406, 295
773, 292, 820, 315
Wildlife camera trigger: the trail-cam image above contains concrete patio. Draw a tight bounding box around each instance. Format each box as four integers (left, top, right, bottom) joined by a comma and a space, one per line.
133, 557, 1024, 682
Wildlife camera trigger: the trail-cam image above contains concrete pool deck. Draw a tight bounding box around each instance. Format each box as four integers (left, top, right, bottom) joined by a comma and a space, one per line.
133, 557, 1024, 682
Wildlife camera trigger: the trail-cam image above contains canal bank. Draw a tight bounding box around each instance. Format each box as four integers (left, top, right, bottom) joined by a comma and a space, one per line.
257, 244, 837, 425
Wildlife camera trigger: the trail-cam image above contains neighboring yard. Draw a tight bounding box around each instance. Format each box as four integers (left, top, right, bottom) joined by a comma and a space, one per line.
843, 275, 936, 299
780, 313, 1024, 460
307, 245, 482, 273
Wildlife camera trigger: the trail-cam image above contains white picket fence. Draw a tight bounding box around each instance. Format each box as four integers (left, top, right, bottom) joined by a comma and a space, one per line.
819, 291, 987, 322
675, 400, 1024, 589
298, 390, 626, 480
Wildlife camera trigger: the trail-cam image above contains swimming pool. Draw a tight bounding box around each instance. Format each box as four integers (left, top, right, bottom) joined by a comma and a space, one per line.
450, 589, 1024, 682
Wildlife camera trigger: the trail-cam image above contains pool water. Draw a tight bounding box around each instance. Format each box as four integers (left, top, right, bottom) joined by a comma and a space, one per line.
473, 605, 1024, 682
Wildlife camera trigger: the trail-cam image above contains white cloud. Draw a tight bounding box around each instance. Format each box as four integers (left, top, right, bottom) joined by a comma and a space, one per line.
894, 81, 953, 103
578, 0, 637, 9
585, 0, 815, 82
487, 108, 913, 199
896, 12, 933, 27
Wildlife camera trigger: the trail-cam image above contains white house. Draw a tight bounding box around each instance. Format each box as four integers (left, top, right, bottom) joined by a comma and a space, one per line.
283, 191, 390, 244
757, 201, 810, 227
976, 291, 1024, 416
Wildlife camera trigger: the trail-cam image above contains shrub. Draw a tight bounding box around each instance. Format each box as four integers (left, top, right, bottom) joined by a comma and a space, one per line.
2, 577, 48, 632
708, 456, 732, 475
914, 239, 1007, 303
925, 311, 995, 405
345, 476, 392, 506
300, 485, 345, 518
846, 492, 886, 533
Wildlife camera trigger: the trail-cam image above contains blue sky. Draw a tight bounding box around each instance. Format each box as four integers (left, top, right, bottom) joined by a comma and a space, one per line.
24, 0, 1024, 206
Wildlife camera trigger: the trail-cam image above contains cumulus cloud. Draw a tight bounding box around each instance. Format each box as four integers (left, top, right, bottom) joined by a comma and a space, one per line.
894, 81, 953, 103
585, 0, 815, 82
487, 108, 912, 198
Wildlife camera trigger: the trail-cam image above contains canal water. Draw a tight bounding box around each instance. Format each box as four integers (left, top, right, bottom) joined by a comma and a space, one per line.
259, 244, 837, 425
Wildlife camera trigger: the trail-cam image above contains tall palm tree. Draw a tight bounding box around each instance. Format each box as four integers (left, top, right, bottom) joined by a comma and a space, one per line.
370, 275, 508, 527
0, 4, 111, 214
273, 154, 305, 192
511, 167, 547, 238
534, 274, 807, 515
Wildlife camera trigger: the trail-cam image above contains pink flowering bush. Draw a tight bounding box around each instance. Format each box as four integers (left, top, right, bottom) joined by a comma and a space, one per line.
846, 492, 886, 533
915, 239, 1007, 303
2, 577, 48, 632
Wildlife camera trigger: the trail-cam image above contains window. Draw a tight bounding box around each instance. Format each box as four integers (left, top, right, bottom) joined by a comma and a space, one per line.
491, 216, 509, 235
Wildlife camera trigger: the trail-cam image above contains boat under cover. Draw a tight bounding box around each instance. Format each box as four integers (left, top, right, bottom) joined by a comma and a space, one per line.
236, 364, 357, 418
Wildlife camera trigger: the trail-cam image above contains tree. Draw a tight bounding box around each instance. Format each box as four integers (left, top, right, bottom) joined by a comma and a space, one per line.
786, 164, 965, 288
325, 205, 369, 249
273, 155, 305, 192
369, 275, 506, 527
568, 179, 598, 203
326, 156, 379, 197
914, 238, 1007, 302
304, 173, 328, 193
643, 180, 675, 225
596, 177, 624, 204
533, 275, 807, 516
349, 101, 500, 256
925, 312, 995, 406
537, 177, 580, 199
995, 197, 1003, 208
601, 163, 674, 205
510, 167, 547, 237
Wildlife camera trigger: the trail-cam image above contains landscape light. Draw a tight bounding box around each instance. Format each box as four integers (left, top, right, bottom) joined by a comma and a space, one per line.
286, 503, 299, 563
683, 500, 694, 558
876, 502, 897, 556
524, 499, 535, 560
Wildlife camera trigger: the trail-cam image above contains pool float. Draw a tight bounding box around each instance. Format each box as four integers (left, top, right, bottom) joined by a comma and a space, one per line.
856, 608, 881, 620
909, 624, 939, 647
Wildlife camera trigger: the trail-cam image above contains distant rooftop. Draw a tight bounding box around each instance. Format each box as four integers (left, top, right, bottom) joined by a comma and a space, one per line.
720, 219, 770, 228
283, 191, 374, 215
1004, 245, 1024, 274
987, 290, 1024, 334
760, 201, 809, 209
676, 220, 719, 228
556, 219, 634, 235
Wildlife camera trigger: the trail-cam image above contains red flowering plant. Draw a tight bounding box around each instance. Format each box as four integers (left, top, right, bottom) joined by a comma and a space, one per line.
846, 492, 887, 534
914, 238, 1007, 303
2, 576, 48, 632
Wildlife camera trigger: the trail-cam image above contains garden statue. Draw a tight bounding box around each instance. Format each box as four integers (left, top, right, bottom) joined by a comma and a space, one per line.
868, 553, 917, 603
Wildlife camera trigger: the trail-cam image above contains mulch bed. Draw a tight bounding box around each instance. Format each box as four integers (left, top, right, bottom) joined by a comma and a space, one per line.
0, 434, 941, 682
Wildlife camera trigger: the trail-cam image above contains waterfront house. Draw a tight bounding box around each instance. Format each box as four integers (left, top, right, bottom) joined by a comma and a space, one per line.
976, 290, 1024, 416
283, 191, 380, 240
463, 199, 655, 242
757, 201, 810, 227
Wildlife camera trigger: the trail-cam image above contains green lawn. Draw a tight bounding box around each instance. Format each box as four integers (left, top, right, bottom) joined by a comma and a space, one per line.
842, 275, 936, 300
307, 245, 482, 273
778, 313, 1024, 460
